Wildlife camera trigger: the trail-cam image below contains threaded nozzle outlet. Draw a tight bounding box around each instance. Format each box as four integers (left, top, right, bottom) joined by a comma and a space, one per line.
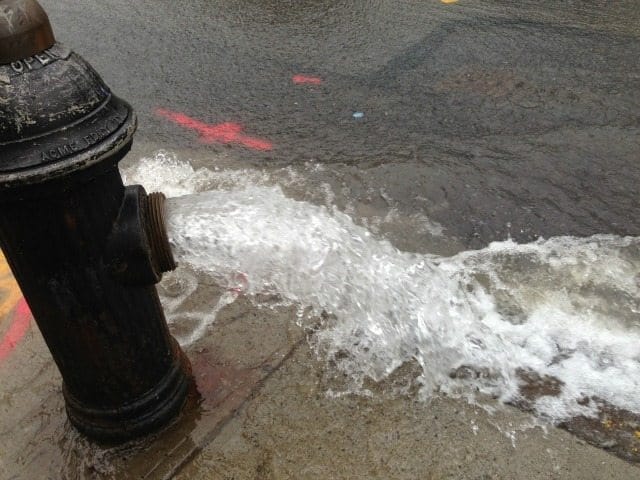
147, 192, 177, 273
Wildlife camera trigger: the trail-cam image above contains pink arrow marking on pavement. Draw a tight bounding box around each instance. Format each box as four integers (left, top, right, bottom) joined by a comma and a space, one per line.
156, 108, 273, 151
292, 74, 323, 85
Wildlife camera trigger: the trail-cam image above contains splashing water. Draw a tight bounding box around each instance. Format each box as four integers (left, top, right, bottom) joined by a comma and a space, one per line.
124, 152, 640, 423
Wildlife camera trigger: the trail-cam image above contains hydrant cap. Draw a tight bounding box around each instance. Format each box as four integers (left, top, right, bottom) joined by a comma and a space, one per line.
0, 0, 135, 191
0, 0, 55, 64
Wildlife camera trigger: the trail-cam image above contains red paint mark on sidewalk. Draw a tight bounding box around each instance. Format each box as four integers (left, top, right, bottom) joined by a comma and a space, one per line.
292, 74, 323, 85
156, 108, 273, 151
0, 298, 31, 364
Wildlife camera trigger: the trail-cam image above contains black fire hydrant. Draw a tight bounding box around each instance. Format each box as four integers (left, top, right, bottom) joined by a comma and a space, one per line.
0, 0, 192, 441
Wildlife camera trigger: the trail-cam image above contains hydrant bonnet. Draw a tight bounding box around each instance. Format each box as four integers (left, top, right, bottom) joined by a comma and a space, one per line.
0, 1, 134, 193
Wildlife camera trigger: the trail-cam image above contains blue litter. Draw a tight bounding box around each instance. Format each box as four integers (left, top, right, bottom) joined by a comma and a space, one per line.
352, 112, 364, 119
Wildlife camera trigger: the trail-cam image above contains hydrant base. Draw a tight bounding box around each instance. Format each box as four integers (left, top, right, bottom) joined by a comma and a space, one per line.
63, 340, 193, 442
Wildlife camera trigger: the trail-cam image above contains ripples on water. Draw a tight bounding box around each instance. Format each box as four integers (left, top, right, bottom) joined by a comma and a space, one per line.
124, 152, 640, 424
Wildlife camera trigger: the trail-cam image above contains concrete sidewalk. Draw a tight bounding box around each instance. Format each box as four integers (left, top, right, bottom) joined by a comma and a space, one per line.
0, 196, 638, 480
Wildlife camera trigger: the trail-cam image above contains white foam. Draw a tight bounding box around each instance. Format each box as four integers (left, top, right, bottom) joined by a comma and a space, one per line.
124, 152, 640, 423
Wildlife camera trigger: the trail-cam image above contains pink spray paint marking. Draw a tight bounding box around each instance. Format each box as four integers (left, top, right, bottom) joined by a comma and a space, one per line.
156, 108, 273, 151
292, 74, 323, 85
0, 298, 31, 364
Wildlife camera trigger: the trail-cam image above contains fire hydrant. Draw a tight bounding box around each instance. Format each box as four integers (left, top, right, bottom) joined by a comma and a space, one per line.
0, 0, 192, 441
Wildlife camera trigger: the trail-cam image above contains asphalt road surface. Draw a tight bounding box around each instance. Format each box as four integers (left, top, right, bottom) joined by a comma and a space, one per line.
40, 0, 640, 249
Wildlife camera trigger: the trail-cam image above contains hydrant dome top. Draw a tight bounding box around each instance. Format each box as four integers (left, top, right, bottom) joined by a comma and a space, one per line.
0, 19, 136, 188
0, 0, 55, 64
0, 0, 138, 189
0, 47, 136, 185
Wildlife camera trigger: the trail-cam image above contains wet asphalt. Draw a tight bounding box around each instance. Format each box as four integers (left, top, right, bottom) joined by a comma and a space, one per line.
39, 0, 640, 249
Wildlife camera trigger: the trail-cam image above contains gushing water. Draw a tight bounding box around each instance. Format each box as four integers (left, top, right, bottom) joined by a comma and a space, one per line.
125, 153, 640, 423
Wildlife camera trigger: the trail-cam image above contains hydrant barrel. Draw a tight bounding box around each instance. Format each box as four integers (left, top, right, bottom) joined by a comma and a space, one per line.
0, 0, 192, 441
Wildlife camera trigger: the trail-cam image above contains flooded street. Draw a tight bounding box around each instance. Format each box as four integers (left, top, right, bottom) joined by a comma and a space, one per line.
39, 0, 640, 247
1, 0, 640, 478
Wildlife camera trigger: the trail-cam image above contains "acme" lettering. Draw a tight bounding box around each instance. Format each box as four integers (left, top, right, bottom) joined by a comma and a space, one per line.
39, 115, 125, 163
40, 141, 83, 163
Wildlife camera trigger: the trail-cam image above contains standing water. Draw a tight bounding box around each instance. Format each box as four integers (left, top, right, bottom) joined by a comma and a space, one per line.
125, 153, 640, 425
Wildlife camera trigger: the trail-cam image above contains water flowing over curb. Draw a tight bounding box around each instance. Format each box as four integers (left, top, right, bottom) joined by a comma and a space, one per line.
123, 152, 640, 424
